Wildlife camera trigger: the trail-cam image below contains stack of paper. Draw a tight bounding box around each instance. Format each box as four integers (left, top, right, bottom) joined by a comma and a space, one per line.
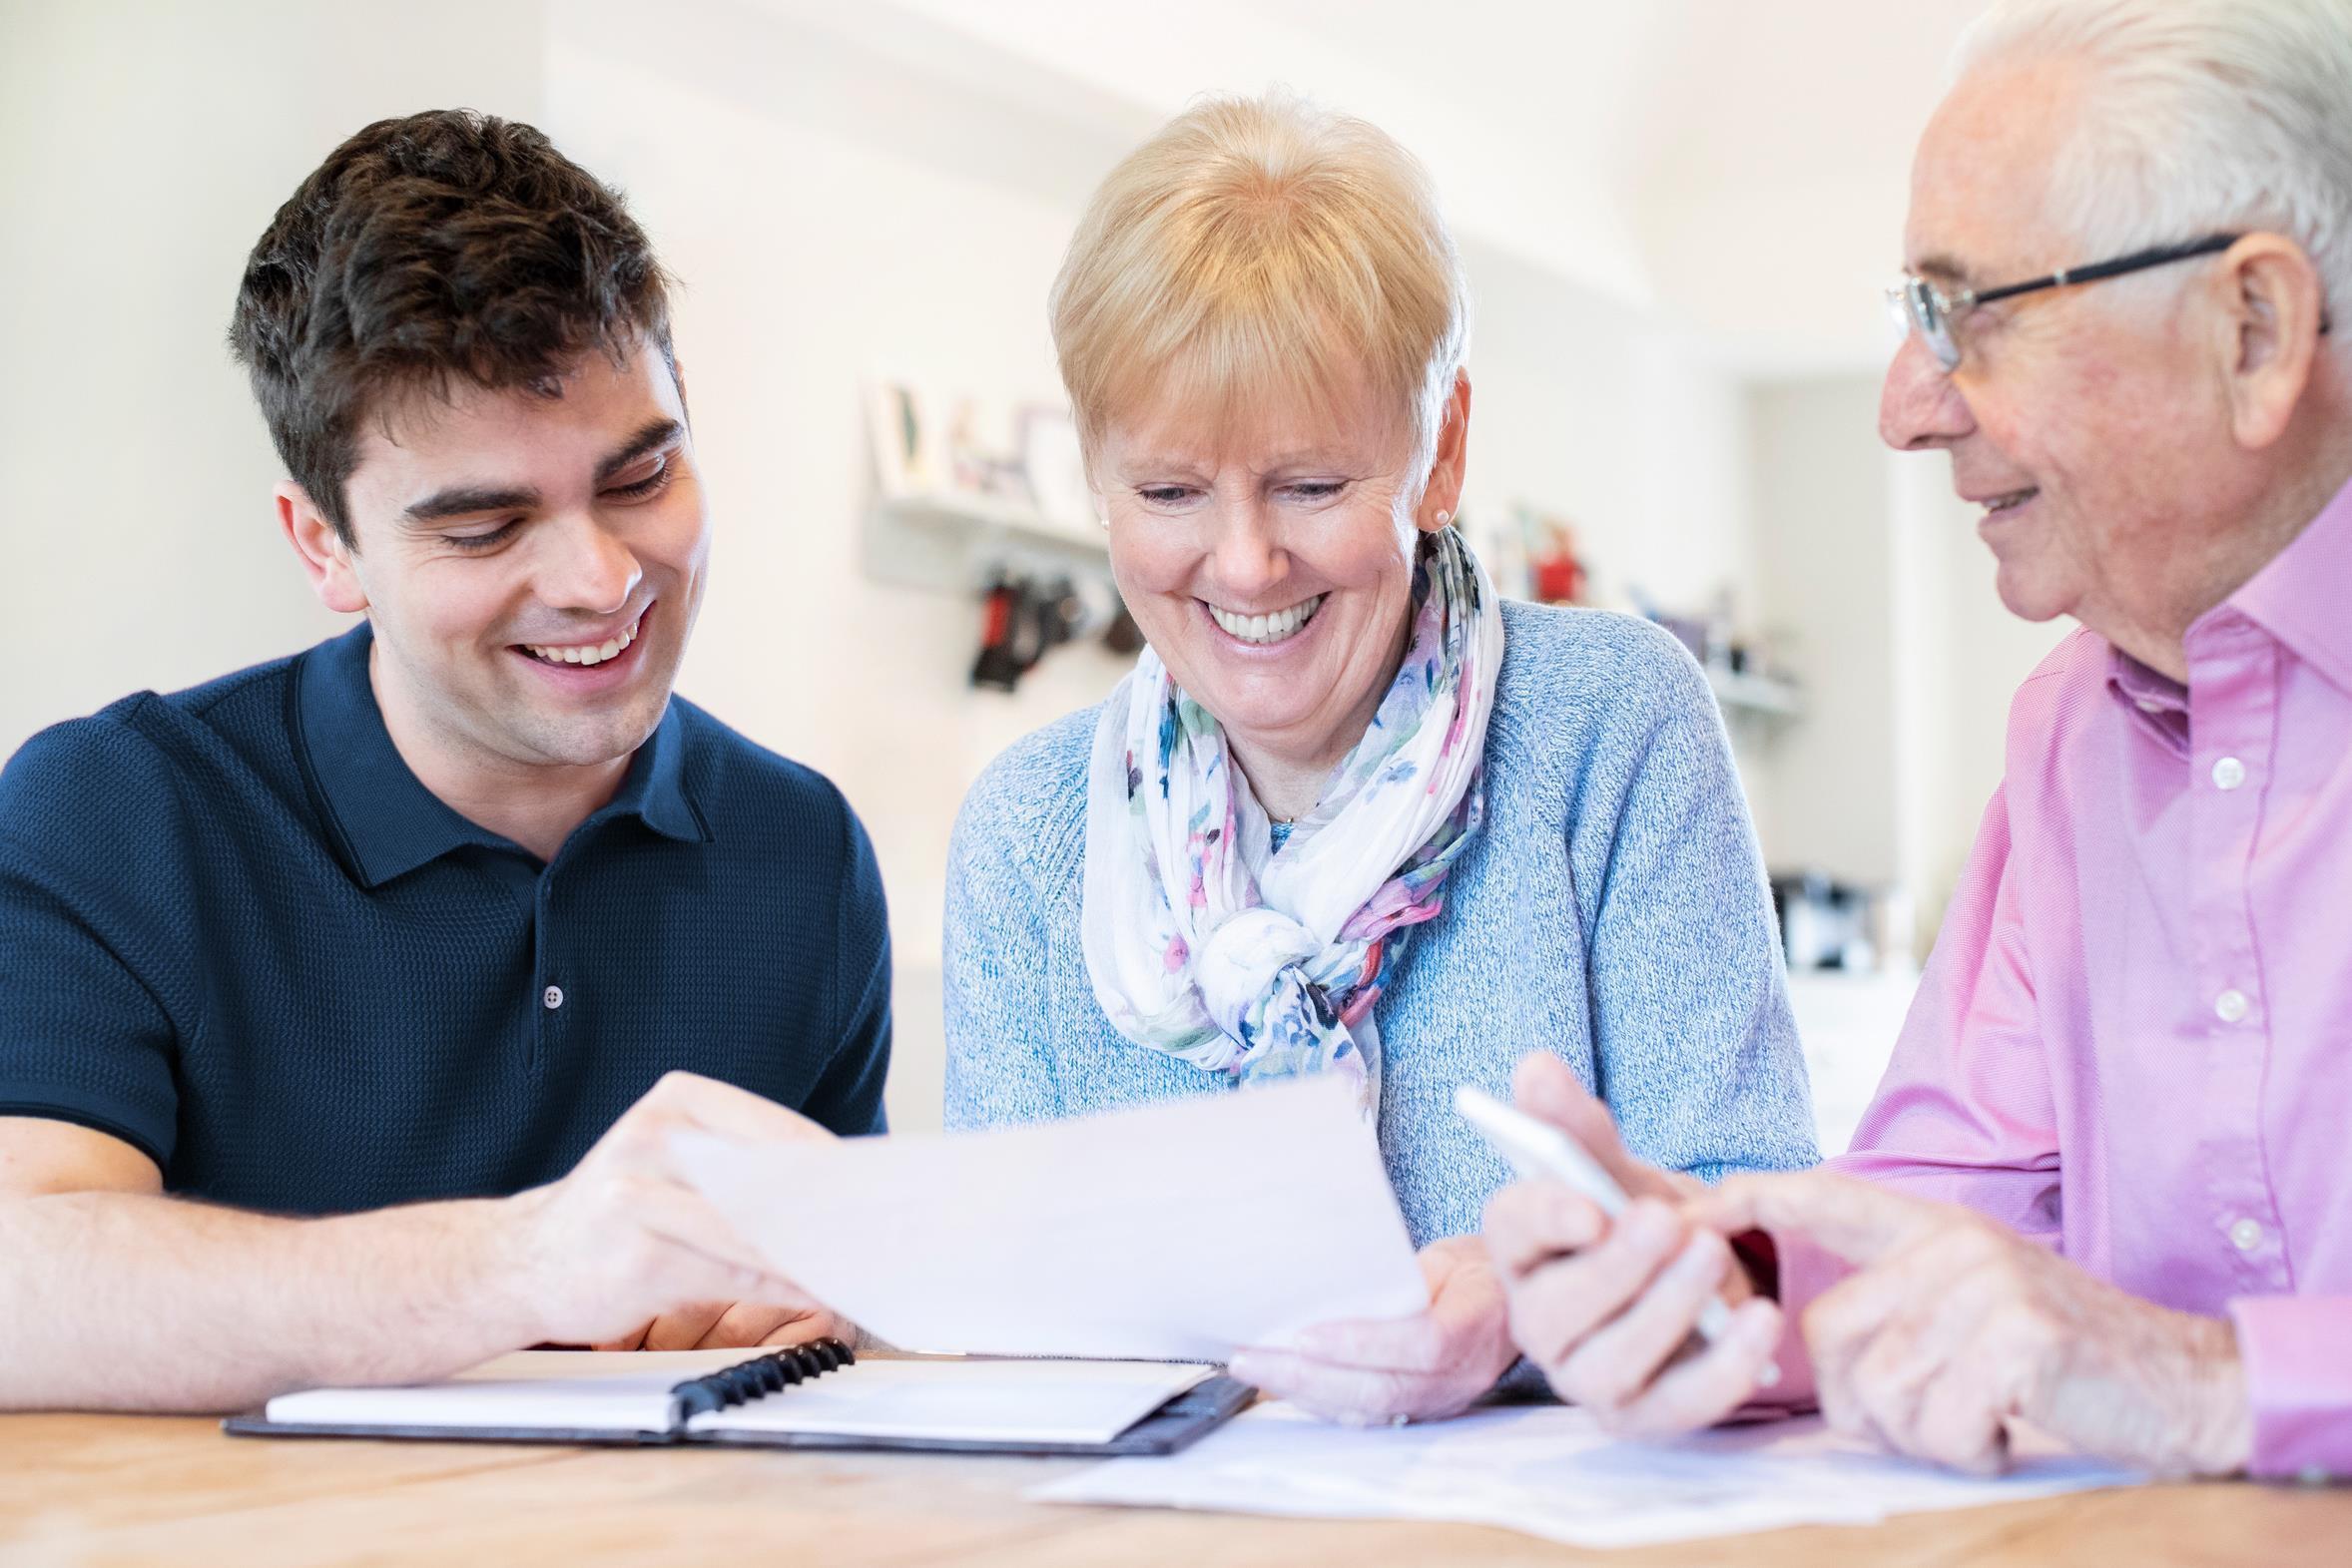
1030, 1402, 2143, 1550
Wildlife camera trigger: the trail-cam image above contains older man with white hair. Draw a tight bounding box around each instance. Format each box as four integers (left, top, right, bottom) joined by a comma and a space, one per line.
1482, 0, 2352, 1482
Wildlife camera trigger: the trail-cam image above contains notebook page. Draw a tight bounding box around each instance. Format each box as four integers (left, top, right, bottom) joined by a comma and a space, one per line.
262, 1349, 751, 1432
673, 1076, 1428, 1360
690, 1359, 1214, 1445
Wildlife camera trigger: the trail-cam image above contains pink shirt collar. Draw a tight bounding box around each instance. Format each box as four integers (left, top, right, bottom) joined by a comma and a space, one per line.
2227, 467, 2352, 697
2103, 469, 2352, 756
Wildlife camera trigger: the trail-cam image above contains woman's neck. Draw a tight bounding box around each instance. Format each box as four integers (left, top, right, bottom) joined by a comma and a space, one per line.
1226, 736, 1342, 822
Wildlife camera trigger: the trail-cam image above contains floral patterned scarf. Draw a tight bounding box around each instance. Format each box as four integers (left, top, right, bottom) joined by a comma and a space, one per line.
1080, 526, 1504, 1113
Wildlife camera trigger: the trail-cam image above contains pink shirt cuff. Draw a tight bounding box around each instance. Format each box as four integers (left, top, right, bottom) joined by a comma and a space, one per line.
1734, 1228, 1854, 1412
2228, 1296, 2352, 1482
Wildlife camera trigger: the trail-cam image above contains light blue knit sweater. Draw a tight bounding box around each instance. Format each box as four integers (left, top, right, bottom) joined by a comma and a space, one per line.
943, 600, 1818, 1249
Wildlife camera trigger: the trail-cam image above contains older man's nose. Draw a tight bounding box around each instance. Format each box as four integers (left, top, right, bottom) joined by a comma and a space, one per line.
1879, 332, 1976, 451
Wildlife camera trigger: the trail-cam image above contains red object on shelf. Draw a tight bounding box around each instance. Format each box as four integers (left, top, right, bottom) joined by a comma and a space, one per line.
1532, 552, 1584, 604
1525, 513, 1588, 605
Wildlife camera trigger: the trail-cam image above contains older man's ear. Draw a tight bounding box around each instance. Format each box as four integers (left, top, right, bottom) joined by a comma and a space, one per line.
2212, 233, 2333, 453
1417, 369, 1472, 533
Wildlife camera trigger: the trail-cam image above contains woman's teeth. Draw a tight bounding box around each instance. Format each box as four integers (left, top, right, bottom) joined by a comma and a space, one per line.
1209, 595, 1324, 646
523, 615, 639, 667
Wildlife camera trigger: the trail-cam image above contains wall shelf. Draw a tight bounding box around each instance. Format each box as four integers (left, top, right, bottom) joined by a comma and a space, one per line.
862, 490, 1109, 596
1706, 665, 1804, 725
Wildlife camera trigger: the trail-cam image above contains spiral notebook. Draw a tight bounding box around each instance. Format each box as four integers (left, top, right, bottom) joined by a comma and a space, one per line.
225, 1340, 1251, 1456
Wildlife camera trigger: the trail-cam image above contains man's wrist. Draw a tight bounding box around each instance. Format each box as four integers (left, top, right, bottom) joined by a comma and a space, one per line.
477, 1187, 558, 1347
2186, 1314, 2252, 1476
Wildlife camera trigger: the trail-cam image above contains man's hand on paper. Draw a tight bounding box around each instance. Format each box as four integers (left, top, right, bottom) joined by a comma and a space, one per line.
1480, 1053, 1783, 1435
1226, 1236, 1516, 1424
501, 1071, 841, 1350
590, 1301, 857, 1352
1693, 1172, 2251, 1476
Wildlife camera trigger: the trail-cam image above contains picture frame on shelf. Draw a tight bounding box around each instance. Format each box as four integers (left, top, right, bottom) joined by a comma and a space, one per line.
1018, 403, 1093, 534
940, 395, 1036, 509
866, 381, 936, 499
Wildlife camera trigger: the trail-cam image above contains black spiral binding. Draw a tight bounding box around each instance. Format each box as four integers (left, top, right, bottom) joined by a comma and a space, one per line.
667, 1337, 856, 1426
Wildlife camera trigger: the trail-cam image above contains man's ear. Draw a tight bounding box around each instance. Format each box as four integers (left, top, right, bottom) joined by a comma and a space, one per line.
2215, 233, 2328, 452
1416, 369, 1472, 533
277, 482, 369, 615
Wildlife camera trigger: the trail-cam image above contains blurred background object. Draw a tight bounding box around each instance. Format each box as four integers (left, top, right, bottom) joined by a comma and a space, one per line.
0, 0, 2064, 1149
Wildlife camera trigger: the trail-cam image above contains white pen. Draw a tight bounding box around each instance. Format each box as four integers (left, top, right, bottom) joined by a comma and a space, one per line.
1456, 1084, 1779, 1388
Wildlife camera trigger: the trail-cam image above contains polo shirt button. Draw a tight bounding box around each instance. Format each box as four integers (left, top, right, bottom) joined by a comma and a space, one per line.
2301, 1465, 2333, 1487
543, 985, 565, 1011
2228, 1217, 2263, 1252
2211, 757, 2246, 790
2134, 698, 2164, 715
2215, 989, 2250, 1024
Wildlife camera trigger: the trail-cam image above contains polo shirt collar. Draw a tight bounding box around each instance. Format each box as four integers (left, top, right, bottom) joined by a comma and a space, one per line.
2225, 467, 2352, 698
599, 696, 705, 846
297, 623, 705, 889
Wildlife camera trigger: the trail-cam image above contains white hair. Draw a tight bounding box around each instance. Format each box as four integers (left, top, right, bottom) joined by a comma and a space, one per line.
1957, 0, 2352, 365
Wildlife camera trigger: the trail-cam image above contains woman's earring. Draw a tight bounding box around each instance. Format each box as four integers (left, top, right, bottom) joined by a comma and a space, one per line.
1435, 509, 1452, 528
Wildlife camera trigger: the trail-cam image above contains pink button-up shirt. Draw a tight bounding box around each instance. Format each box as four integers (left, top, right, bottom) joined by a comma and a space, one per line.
1779, 473, 2352, 1481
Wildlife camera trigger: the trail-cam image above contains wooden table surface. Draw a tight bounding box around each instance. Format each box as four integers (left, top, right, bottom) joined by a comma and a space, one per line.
4, 1411, 2349, 1567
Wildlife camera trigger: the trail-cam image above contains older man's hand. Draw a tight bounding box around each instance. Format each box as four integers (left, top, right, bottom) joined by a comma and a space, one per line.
1479, 1053, 1784, 1435
1693, 1172, 2252, 1476
1226, 1236, 1517, 1424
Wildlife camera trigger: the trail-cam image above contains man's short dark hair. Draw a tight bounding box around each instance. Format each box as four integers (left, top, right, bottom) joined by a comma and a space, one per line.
229, 110, 674, 545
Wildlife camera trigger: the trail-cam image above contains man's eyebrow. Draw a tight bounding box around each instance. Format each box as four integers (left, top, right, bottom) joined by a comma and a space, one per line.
596, 418, 686, 484
1913, 253, 1978, 287
402, 483, 541, 524
396, 419, 683, 524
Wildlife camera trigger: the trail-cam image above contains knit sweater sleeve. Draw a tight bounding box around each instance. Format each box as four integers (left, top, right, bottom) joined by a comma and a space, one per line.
1568, 623, 1819, 1182
940, 715, 1093, 1131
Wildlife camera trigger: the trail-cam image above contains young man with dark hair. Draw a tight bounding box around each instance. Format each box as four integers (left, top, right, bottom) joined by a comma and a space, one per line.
0, 111, 889, 1411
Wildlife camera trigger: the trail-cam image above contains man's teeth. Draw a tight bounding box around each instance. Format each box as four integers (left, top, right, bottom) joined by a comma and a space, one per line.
1209, 595, 1324, 645
523, 616, 639, 666
1986, 489, 2039, 513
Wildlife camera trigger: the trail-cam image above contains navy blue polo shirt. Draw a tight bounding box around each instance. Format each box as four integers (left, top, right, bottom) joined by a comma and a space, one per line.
0, 623, 889, 1214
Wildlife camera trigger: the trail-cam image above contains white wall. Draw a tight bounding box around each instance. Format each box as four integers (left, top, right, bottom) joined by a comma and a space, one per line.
1744, 375, 2063, 955
1459, 249, 1757, 615
1749, 377, 1902, 887
0, 0, 549, 760
1890, 458, 2066, 940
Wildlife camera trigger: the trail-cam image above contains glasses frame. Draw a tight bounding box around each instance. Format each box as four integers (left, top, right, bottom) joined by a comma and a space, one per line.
1888, 233, 2245, 372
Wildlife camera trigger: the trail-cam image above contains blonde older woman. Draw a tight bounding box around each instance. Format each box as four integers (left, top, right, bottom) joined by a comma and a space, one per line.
944, 95, 1811, 1422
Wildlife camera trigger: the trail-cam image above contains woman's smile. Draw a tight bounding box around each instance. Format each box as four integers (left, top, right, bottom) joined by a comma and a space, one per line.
1201, 593, 1327, 649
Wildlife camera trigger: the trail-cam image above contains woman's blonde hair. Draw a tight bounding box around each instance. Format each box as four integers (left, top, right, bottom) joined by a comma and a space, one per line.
1050, 92, 1470, 488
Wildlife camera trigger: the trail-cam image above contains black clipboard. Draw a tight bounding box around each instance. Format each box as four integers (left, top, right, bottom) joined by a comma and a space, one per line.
222, 1340, 1256, 1457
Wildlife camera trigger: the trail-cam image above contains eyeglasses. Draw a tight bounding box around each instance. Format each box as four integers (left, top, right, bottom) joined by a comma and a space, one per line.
1885, 233, 2243, 372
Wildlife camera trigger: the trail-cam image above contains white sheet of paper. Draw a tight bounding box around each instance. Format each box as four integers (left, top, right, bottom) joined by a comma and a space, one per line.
1029, 1402, 2143, 1550
266, 1349, 750, 1432
673, 1076, 1429, 1360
